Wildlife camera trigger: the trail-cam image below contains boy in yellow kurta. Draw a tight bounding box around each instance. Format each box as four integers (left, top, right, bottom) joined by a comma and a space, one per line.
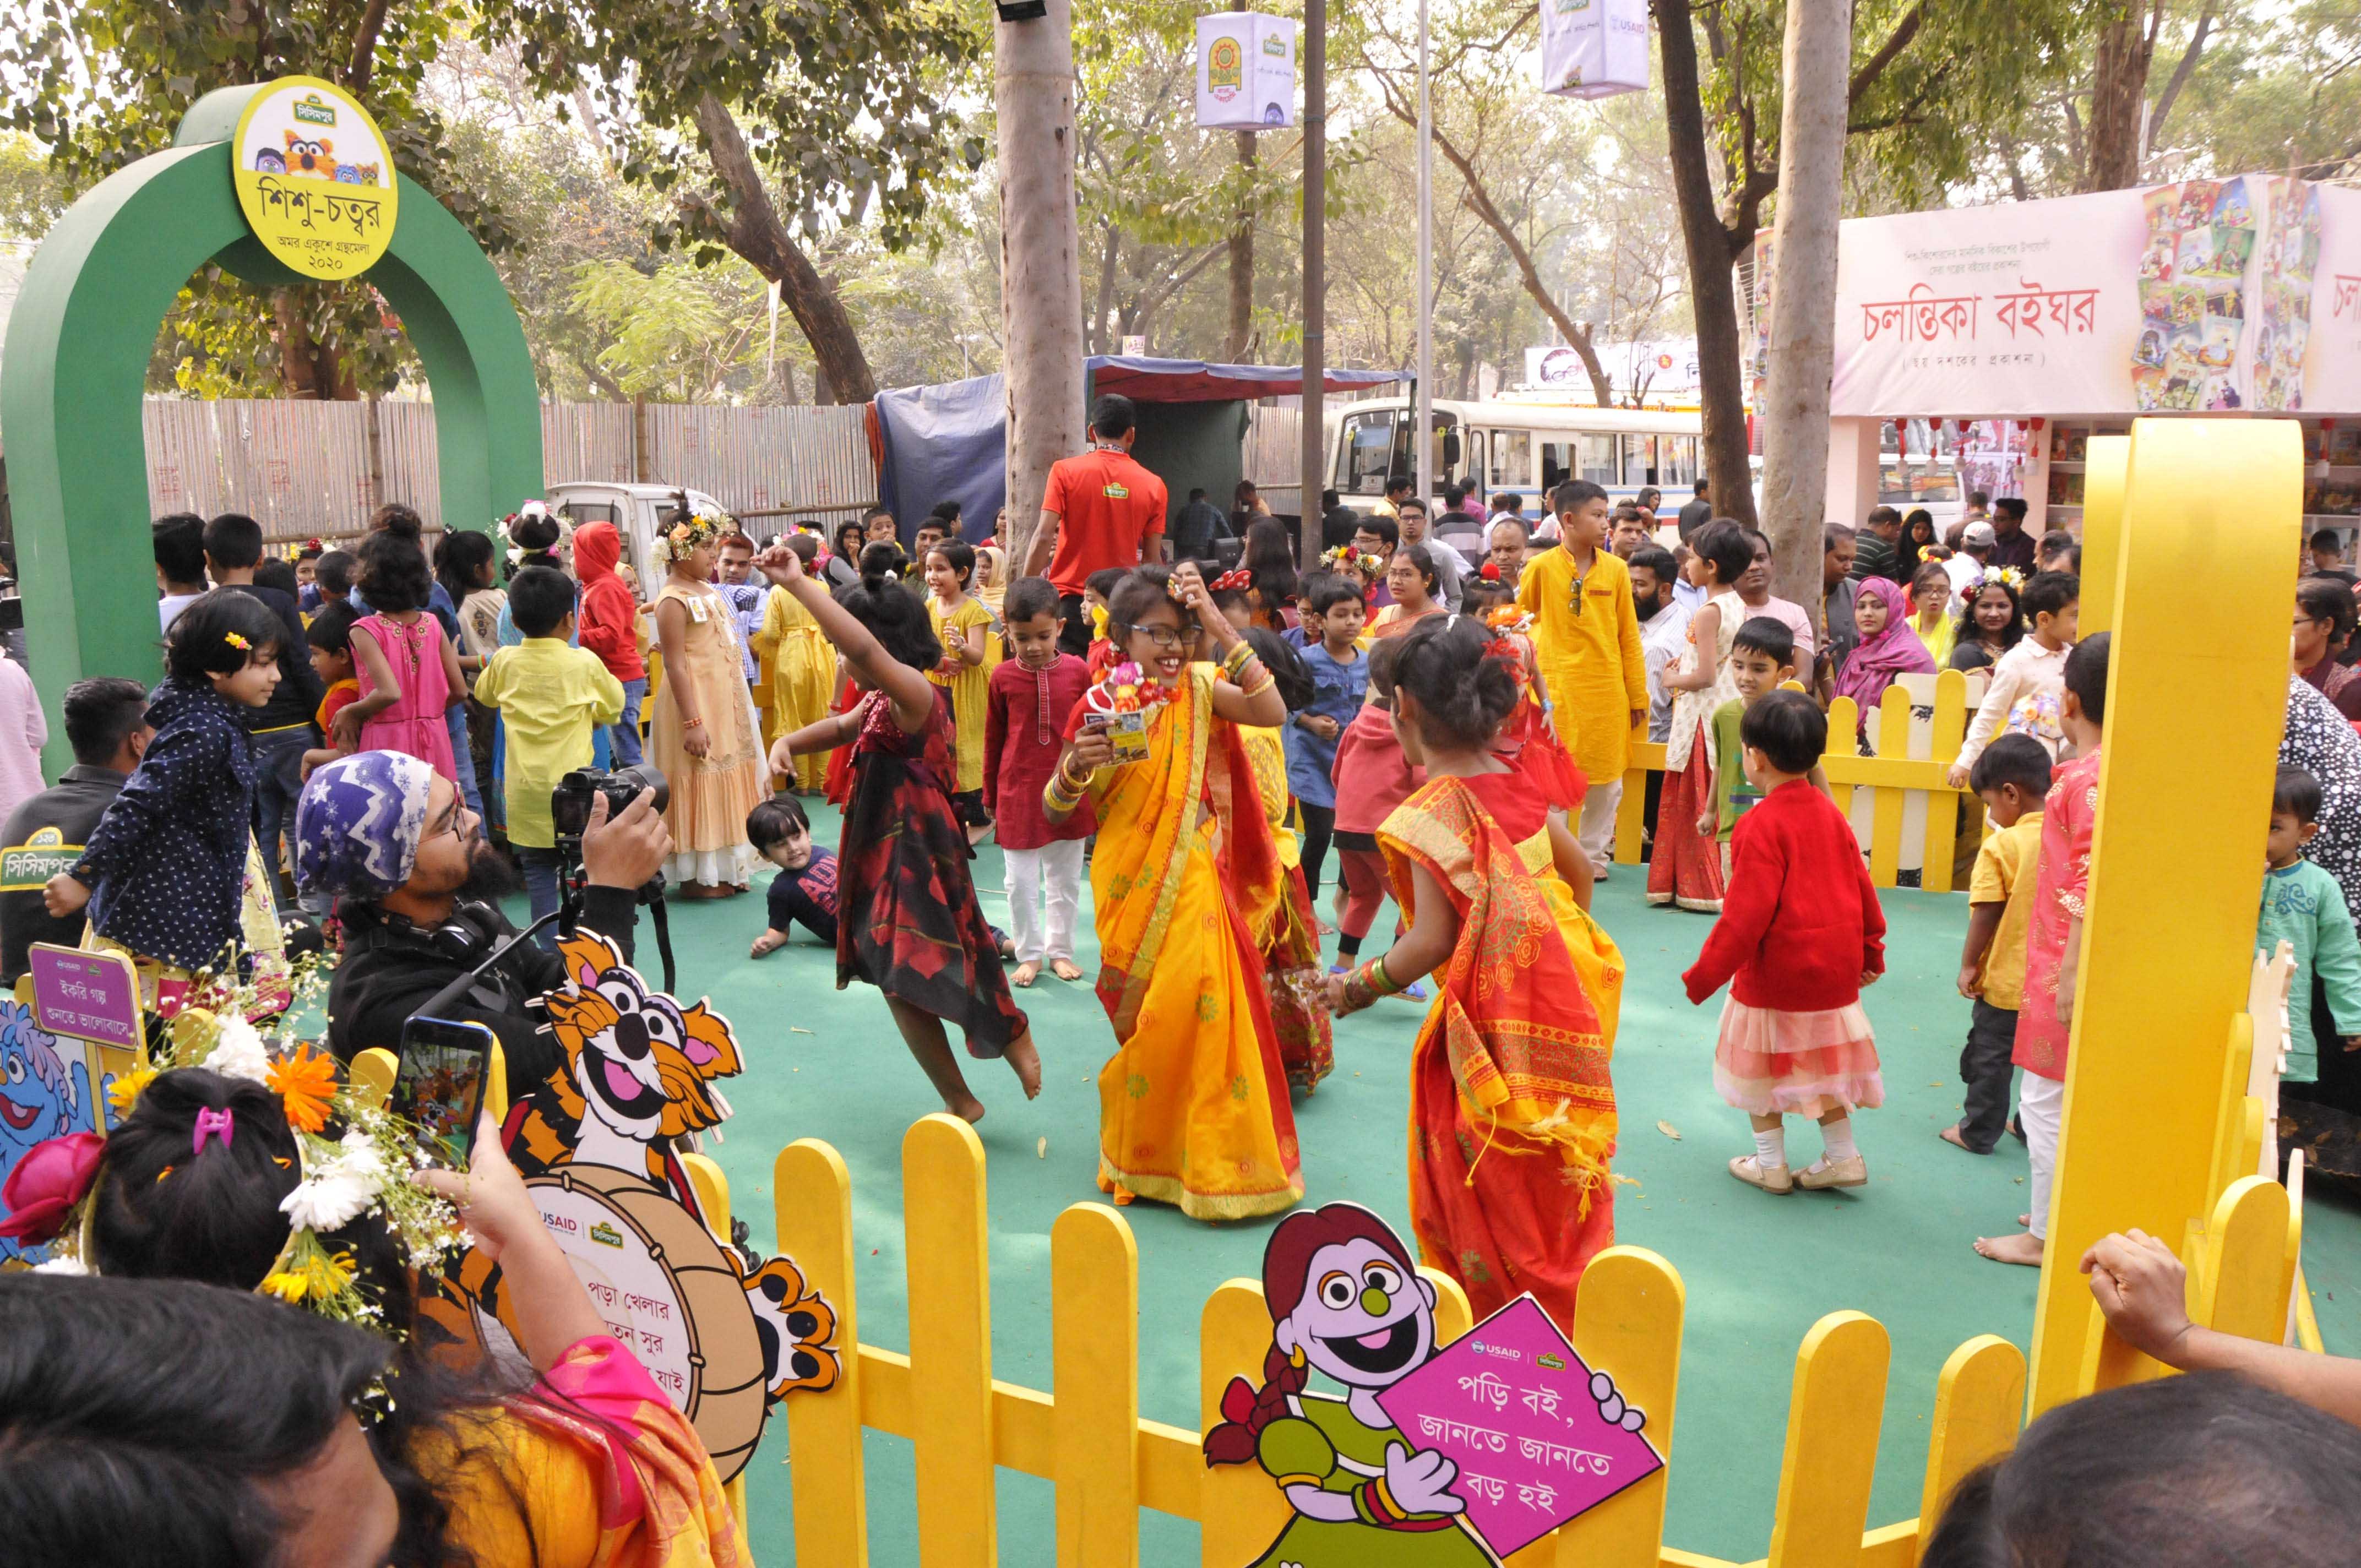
1515, 479, 1646, 870
474, 565, 625, 935
750, 535, 840, 791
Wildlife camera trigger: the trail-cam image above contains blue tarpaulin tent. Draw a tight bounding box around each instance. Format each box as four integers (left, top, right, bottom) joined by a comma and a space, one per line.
872, 357, 1403, 546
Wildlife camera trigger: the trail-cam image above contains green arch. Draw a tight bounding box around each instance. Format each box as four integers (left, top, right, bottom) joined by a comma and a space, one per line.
0, 86, 541, 773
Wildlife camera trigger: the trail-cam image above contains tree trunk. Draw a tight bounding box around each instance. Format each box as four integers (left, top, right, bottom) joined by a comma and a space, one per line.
1656, 0, 1759, 529
2080, 3, 2159, 192
1759, 0, 1849, 622
693, 94, 878, 403
1226, 130, 1257, 362
996, 0, 1087, 573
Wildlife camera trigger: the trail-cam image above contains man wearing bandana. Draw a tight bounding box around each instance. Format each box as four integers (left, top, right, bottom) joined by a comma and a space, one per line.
296, 751, 670, 1086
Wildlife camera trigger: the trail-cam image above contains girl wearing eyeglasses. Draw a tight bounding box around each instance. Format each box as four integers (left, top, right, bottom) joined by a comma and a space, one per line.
1046, 561, 1299, 1222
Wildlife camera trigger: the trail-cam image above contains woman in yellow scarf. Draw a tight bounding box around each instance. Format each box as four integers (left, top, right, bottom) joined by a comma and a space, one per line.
1047, 563, 1302, 1221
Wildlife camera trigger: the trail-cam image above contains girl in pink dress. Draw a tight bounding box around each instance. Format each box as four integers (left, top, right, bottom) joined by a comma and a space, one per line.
334, 531, 463, 781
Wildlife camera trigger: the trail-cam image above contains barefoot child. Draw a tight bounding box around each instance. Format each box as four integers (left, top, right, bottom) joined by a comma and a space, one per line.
45, 591, 291, 997
1977, 632, 2108, 1266
748, 796, 840, 955
1944, 734, 2051, 1156
924, 539, 998, 834
984, 578, 1094, 987
1327, 640, 1424, 998
1651, 520, 1755, 911
650, 509, 766, 896
755, 540, 1038, 1120
1046, 563, 1298, 1218
1683, 690, 1886, 1195
1329, 614, 1623, 1325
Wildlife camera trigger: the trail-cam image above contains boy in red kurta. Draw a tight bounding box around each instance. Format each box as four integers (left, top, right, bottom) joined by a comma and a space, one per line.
986, 579, 1096, 986
1684, 690, 1886, 1196
1977, 631, 2109, 1267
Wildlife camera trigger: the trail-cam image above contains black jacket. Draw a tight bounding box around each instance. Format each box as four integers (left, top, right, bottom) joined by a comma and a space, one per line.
327, 885, 638, 1095
224, 582, 326, 735
0, 765, 128, 984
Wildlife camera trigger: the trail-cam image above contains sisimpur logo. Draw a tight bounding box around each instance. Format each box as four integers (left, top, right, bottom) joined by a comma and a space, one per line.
292, 94, 337, 126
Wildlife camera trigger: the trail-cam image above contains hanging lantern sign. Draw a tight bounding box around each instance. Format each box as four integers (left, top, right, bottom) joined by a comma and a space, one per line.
1538, 0, 1651, 101
1196, 13, 1297, 130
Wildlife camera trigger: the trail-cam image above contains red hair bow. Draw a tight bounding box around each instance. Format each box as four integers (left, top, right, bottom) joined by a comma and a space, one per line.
1210, 568, 1253, 591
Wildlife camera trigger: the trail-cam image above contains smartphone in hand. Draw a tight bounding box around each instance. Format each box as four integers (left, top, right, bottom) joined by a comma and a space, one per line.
393, 1016, 497, 1169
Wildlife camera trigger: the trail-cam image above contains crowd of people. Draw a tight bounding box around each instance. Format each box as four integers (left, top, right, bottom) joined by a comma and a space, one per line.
9, 394, 2361, 1565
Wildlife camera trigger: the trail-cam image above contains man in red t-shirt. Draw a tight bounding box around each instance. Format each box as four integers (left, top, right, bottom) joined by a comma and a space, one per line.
1023, 394, 1169, 654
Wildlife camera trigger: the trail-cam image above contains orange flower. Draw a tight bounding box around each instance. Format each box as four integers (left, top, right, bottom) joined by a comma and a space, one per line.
269, 1045, 339, 1135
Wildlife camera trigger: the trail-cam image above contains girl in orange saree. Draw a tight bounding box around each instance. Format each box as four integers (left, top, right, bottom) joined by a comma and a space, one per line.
1048, 563, 1304, 1221
1330, 615, 1624, 1327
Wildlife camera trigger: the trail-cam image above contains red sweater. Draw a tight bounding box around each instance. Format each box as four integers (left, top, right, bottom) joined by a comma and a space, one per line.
1683, 779, 1885, 1011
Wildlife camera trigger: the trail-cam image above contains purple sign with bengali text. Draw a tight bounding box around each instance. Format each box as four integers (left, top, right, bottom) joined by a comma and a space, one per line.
1376, 1294, 1664, 1558
28, 945, 141, 1049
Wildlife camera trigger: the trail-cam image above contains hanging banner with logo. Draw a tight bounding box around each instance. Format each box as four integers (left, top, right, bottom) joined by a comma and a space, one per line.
231, 76, 399, 281
1830, 173, 2361, 418
1538, 0, 1650, 101
1195, 12, 1298, 130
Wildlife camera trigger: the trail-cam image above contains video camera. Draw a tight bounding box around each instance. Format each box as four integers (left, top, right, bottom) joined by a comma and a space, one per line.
550, 763, 677, 990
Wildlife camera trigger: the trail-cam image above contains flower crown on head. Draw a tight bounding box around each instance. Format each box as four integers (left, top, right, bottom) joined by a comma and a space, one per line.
1978, 565, 2027, 594
1323, 544, 1385, 577
1, 949, 462, 1342
649, 504, 730, 566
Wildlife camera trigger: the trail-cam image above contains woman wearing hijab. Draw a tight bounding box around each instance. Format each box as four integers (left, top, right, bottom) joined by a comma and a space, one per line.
1833, 577, 1936, 748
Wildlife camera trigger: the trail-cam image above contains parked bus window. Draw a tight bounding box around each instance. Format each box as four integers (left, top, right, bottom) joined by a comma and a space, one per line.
1339, 410, 1397, 495
1488, 429, 1530, 491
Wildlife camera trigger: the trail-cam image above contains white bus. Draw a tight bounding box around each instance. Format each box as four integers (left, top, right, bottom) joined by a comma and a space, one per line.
1331, 399, 1708, 521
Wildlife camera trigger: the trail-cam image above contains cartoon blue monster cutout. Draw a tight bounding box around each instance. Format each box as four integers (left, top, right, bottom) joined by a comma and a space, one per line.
0, 1000, 95, 1264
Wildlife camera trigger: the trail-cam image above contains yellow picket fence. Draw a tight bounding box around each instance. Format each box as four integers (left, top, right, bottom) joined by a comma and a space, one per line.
1613, 669, 1978, 892
760, 1113, 2301, 1568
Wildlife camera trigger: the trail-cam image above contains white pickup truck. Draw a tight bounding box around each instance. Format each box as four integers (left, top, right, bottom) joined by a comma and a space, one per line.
545, 482, 729, 581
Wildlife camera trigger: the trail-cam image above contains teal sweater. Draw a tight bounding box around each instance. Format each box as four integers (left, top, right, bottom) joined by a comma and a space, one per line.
2257, 858, 2361, 1084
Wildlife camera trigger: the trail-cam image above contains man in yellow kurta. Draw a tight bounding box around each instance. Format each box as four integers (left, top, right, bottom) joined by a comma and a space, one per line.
1515, 478, 1646, 871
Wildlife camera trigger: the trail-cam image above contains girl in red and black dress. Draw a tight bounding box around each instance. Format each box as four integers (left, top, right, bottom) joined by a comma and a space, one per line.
757, 542, 1040, 1123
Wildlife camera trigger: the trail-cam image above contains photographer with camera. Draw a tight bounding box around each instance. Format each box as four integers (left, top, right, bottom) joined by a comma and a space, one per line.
296, 750, 670, 1089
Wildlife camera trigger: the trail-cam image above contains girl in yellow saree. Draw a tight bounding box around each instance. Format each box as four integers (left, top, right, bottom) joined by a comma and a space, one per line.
1331, 616, 1624, 1329
1048, 563, 1304, 1221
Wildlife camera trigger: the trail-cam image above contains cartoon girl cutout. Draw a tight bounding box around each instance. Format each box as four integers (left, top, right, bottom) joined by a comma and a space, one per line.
1205, 1202, 1497, 1566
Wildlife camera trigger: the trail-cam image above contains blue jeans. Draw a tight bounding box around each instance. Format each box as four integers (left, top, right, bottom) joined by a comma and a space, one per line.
612, 678, 647, 767
516, 847, 564, 950
447, 705, 483, 818
249, 724, 313, 906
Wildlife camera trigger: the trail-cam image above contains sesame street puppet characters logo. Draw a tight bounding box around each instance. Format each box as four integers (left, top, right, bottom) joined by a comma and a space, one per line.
1202, 1201, 1657, 1564
232, 77, 399, 280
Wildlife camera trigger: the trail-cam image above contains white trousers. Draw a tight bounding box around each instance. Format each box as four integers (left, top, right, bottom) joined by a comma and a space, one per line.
1577, 777, 1624, 868
2020, 1071, 2065, 1242
1006, 839, 1086, 965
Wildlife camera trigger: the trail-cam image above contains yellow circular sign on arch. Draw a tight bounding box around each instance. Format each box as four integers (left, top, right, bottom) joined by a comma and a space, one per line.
231, 77, 399, 280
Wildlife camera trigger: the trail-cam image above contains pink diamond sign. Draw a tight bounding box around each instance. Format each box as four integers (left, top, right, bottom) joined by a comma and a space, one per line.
1375, 1294, 1664, 1559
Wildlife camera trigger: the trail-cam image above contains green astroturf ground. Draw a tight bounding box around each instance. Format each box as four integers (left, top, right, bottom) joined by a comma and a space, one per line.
530, 799, 2361, 1564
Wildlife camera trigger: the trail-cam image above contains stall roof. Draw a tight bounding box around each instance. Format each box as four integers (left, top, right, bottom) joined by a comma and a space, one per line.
1085, 355, 1405, 404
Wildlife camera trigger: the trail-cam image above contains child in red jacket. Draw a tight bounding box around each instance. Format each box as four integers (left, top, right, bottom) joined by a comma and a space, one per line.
1683, 690, 1886, 1195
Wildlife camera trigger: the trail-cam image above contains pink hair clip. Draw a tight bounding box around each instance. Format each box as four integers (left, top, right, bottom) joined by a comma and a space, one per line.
192, 1107, 235, 1155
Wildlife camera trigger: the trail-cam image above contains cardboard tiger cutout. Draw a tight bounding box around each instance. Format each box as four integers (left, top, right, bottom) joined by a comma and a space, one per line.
440, 928, 840, 1402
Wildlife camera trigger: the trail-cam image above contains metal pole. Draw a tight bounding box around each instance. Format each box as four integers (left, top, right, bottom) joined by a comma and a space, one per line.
1299, 0, 1325, 569
1414, 0, 1433, 510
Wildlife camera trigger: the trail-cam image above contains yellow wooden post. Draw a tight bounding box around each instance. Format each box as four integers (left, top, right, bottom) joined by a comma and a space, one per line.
1616, 759, 1652, 864
2025, 417, 2300, 1415
905, 1114, 998, 1567
349, 1046, 396, 1110
1552, 1248, 1685, 1568
1824, 698, 1862, 821
775, 1137, 869, 1566
1424, 1265, 1473, 1343
1918, 671, 1970, 894
2204, 1014, 2258, 1202
2195, 1177, 2294, 1345
1053, 1203, 1140, 1568
1914, 1336, 2022, 1560
1867, 687, 1911, 885
2074, 435, 2130, 639
675, 1150, 749, 1537
1199, 1281, 1288, 1568
1764, 1311, 1890, 1568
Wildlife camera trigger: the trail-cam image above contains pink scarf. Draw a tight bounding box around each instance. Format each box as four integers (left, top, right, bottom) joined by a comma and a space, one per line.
1834, 577, 1935, 734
